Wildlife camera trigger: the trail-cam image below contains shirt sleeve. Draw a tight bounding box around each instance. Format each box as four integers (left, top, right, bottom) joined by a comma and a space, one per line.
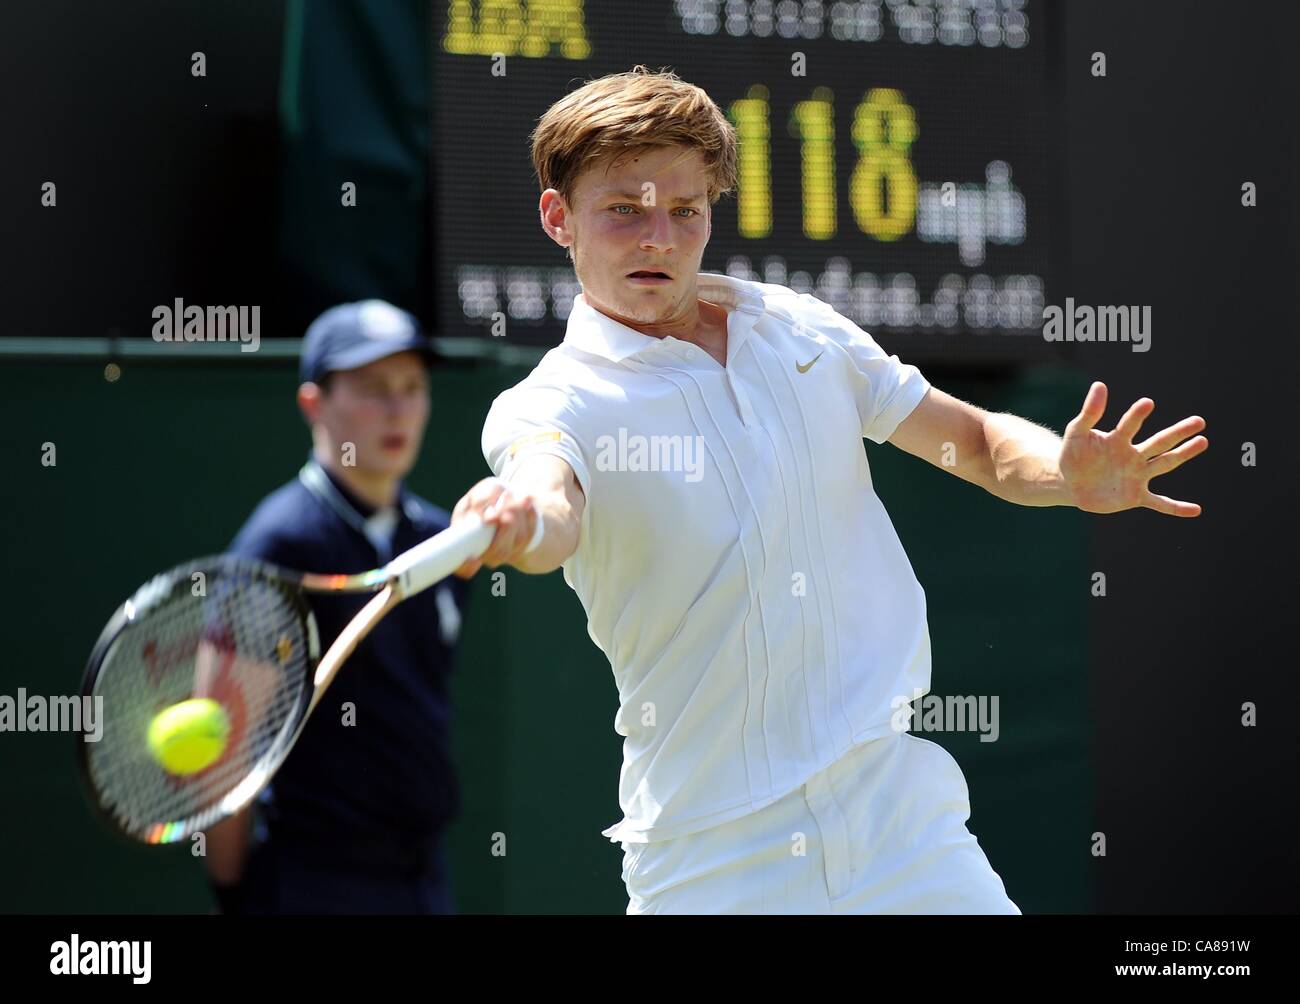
228, 520, 298, 567
226, 498, 312, 571
481, 381, 592, 500
796, 293, 931, 444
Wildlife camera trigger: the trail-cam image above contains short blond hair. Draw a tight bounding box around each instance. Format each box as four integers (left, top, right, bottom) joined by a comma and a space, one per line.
529, 65, 739, 209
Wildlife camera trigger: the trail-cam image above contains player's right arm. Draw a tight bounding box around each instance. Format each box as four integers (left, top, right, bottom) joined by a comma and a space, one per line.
451, 453, 584, 576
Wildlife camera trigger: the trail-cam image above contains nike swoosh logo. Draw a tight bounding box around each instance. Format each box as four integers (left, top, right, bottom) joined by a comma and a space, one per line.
796, 352, 824, 374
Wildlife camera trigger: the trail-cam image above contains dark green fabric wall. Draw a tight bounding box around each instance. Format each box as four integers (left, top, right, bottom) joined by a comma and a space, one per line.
277, 0, 432, 336
0, 358, 1090, 913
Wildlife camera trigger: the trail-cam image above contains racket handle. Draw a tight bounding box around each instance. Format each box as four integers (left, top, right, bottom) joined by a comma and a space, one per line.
386, 515, 495, 599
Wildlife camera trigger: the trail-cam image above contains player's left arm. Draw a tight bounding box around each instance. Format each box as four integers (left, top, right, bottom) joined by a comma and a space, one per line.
887, 380, 1208, 517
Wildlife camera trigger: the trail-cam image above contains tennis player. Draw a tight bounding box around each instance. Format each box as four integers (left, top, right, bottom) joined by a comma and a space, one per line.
205, 300, 469, 914
452, 67, 1207, 914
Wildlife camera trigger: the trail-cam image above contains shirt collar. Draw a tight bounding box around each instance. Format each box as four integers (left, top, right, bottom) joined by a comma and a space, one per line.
563, 272, 766, 363
298, 455, 417, 537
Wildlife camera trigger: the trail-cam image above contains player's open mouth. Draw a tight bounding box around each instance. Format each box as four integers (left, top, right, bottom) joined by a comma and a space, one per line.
627, 271, 672, 285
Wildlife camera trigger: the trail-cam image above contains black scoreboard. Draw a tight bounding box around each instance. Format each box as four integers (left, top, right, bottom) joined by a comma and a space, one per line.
433, 0, 1059, 363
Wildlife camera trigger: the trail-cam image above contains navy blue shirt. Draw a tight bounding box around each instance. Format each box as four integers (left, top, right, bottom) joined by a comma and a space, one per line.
228, 458, 466, 851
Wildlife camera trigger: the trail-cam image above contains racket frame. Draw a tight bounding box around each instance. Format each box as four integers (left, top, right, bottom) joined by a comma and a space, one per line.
77, 515, 493, 845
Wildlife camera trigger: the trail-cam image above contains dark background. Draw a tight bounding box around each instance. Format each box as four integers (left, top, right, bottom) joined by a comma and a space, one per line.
1, 0, 1296, 913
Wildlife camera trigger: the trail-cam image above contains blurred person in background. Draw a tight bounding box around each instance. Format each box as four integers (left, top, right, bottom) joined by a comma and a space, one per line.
205, 300, 469, 914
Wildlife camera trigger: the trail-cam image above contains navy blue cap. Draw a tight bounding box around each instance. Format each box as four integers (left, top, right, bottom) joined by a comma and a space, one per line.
300, 300, 436, 383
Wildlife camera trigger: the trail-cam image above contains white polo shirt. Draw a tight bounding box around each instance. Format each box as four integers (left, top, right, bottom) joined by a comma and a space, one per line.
482, 272, 933, 844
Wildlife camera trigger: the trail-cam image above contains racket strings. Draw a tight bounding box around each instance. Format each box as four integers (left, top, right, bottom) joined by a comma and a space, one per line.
85, 566, 311, 840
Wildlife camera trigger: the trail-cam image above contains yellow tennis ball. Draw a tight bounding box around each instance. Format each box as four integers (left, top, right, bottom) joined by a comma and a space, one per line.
147, 698, 230, 775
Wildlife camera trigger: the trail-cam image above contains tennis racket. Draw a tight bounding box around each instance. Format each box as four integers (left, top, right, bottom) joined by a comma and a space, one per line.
77, 514, 495, 845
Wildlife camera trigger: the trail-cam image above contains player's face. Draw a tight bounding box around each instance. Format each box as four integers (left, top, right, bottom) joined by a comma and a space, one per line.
318, 351, 430, 478
547, 145, 712, 329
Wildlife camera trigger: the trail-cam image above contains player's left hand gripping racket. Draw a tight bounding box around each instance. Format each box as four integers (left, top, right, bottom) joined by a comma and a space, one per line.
77, 515, 495, 845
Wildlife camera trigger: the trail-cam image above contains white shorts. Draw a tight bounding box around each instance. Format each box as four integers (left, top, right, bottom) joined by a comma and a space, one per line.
621, 732, 1021, 914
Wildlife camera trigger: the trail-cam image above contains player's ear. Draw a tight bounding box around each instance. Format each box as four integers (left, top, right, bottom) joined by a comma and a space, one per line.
297, 381, 323, 426
539, 189, 572, 252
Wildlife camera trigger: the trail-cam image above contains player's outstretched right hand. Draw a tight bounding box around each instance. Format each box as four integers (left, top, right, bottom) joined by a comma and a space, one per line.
450, 477, 539, 577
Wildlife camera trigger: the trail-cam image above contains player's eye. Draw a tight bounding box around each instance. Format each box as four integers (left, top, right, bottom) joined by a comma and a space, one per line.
611, 205, 699, 217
